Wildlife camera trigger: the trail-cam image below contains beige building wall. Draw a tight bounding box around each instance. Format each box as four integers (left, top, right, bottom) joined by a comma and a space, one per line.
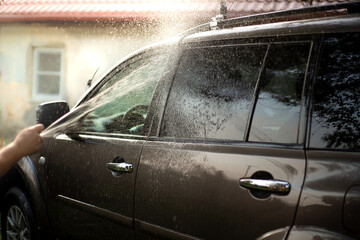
0, 20, 193, 142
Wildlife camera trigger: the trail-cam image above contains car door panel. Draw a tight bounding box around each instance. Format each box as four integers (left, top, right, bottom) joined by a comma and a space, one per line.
44, 134, 141, 239
133, 37, 314, 239
295, 151, 360, 237
295, 32, 360, 239
135, 142, 305, 239
39, 47, 173, 239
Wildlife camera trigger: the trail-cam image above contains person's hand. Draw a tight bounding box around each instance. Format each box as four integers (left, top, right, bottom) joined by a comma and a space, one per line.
12, 124, 45, 157
0, 124, 45, 177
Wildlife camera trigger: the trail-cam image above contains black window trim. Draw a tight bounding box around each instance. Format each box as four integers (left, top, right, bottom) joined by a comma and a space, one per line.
247, 40, 314, 145
306, 34, 325, 151
65, 131, 149, 142
244, 43, 270, 142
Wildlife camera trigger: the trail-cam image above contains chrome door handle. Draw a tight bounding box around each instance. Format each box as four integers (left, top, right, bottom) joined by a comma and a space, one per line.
239, 178, 290, 194
106, 162, 133, 173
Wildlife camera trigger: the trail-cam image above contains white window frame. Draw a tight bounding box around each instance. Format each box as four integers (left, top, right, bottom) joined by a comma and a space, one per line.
32, 48, 64, 101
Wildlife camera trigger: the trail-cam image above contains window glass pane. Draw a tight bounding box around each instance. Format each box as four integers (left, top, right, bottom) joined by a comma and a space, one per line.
37, 74, 60, 94
161, 45, 267, 140
96, 57, 149, 95
38, 52, 61, 72
80, 52, 169, 135
249, 43, 310, 144
310, 33, 360, 150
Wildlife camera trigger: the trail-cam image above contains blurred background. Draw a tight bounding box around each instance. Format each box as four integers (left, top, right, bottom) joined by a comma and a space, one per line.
0, 0, 346, 143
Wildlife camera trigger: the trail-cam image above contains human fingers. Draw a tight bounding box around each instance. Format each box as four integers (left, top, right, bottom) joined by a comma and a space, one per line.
32, 124, 45, 133
33, 125, 44, 143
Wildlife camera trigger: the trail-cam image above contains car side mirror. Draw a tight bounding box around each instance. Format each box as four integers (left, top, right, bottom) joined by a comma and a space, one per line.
36, 101, 70, 128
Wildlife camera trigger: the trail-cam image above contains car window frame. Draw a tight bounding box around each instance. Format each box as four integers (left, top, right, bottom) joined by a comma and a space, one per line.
159, 42, 269, 142
246, 40, 314, 145
306, 32, 360, 152
48, 45, 177, 140
156, 35, 320, 148
80, 47, 168, 105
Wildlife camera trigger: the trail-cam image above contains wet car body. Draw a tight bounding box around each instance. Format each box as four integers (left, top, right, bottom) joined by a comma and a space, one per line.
1, 2, 360, 240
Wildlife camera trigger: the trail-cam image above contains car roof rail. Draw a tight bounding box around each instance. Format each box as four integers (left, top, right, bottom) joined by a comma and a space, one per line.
180, 1, 360, 37
217, 1, 360, 29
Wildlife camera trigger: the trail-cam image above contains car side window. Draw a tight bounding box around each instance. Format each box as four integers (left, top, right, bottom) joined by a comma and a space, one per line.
249, 43, 311, 144
78, 51, 169, 136
310, 33, 360, 150
160, 44, 267, 141
94, 56, 151, 97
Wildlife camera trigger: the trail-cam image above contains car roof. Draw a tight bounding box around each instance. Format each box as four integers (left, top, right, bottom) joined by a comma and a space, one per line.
183, 14, 360, 43
181, 1, 360, 43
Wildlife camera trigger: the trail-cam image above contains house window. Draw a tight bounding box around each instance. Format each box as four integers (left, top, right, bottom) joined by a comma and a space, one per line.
33, 48, 63, 101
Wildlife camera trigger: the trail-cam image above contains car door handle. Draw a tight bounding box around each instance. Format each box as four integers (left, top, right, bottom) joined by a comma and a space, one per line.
239, 178, 290, 194
106, 162, 133, 173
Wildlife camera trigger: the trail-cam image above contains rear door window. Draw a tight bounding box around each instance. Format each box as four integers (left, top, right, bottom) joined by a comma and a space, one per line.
309, 33, 360, 150
249, 43, 311, 144
160, 44, 267, 141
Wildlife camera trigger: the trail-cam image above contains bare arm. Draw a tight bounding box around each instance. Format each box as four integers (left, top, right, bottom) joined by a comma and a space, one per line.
0, 124, 44, 177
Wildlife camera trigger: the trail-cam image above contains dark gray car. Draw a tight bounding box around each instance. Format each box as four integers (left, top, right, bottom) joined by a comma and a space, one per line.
1, 2, 359, 240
